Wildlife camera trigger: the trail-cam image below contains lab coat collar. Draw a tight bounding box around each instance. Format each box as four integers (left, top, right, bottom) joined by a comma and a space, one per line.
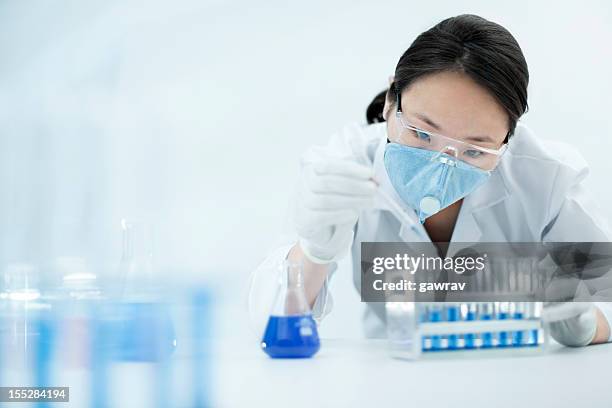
450, 169, 510, 242
371, 129, 511, 243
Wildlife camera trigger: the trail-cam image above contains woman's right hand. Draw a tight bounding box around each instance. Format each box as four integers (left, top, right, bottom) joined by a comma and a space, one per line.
294, 150, 377, 264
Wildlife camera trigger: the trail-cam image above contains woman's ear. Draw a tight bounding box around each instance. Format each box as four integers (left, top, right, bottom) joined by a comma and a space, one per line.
382, 75, 395, 121
382, 96, 391, 121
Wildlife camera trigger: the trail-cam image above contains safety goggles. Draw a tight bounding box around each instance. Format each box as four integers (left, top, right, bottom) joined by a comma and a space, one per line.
392, 96, 508, 171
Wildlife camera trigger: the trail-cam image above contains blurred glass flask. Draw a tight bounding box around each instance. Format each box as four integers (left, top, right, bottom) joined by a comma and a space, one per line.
261, 261, 320, 358
114, 219, 176, 362
54, 257, 103, 369
4, 263, 41, 302
57, 257, 102, 300
118, 219, 155, 297
0, 263, 50, 370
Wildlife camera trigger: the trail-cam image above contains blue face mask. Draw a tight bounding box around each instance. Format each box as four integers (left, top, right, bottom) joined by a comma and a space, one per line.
383, 143, 491, 223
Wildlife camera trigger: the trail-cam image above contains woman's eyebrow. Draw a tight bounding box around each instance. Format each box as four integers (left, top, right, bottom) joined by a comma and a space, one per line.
465, 135, 495, 143
413, 112, 495, 143
413, 112, 441, 130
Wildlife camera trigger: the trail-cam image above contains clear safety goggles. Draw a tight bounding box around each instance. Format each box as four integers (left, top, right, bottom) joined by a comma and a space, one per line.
392, 101, 508, 171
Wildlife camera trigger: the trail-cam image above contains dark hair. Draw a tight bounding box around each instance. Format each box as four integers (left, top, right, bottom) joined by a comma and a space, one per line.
366, 14, 529, 140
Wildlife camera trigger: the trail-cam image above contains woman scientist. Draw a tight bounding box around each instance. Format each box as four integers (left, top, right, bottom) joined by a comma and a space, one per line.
250, 14, 612, 346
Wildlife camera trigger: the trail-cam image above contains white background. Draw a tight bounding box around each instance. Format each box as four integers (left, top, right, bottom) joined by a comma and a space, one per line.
0, 0, 611, 338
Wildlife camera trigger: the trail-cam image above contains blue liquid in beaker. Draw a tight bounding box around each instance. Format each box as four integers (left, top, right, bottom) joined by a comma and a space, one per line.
261, 315, 320, 358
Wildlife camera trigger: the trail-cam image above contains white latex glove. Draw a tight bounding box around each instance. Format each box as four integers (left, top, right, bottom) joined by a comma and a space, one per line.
542, 302, 597, 347
294, 152, 377, 264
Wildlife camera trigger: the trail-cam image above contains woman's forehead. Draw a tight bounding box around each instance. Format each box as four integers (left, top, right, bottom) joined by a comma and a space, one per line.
400, 71, 509, 143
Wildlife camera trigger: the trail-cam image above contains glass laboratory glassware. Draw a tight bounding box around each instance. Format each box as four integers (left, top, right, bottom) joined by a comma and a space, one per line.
261, 261, 320, 358
112, 219, 176, 362
118, 219, 154, 297
53, 257, 104, 369
0, 263, 52, 374
386, 301, 420, 359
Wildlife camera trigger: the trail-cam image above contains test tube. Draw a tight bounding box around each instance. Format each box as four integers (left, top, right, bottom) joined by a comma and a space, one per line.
463, 303, 477, 349
429, 304, 443, 351
512, 301, 526, 347
155, 302, 173, 408
497, 301, 511, 347
419, 304, 430, 351
479, 302, 494, 348
191, 289, 211, 408
477, 259, 493, 348
527, 263, 539, 346
32, 311, 56, 408
90, 306, 110, 408
526, 302, 539, 346
446, 303, 460, 350
496, 261, 512, 348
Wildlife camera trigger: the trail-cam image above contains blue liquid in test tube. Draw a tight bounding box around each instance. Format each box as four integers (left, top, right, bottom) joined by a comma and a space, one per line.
464, 303, 477, 349
446, 304, 460, 350
420, 305, 430, 351
34, 314, 56, 408
191, 289, 212, 408
428, 305, 443, 351
479, 303, 494, 348
91, 307, 110, 408
497, 302, 510, 347
527, 302, 539, 346
512, 302, 525, 347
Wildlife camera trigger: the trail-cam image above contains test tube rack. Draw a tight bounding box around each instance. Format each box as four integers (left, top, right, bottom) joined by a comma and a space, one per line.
386, 301, 549, 360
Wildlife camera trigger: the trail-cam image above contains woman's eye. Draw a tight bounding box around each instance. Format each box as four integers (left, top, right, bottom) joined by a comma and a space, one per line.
415, 130, 431, 142
463, 149, 483, 158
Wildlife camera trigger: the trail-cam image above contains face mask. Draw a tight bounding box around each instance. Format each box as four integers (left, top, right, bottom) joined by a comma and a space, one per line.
383, 142, 491, 223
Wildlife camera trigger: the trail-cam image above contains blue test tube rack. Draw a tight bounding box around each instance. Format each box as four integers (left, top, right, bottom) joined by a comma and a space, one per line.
418, 302, 547, 354
388, 301, 547, 359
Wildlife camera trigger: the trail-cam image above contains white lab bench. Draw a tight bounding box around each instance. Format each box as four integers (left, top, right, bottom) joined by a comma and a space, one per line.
214, 337, 612, 408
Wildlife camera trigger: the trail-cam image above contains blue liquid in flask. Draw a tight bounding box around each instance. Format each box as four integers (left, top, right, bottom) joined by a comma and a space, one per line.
261, 315, 320, 358
261, 261, 320, 359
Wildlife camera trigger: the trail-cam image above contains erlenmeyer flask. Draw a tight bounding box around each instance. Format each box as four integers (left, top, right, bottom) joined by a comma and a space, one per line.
113, 219, 176, 362
261, 261, 320, 358
118, 219, 154, 297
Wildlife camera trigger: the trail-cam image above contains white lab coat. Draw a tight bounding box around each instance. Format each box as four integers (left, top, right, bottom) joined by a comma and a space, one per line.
249, 121, 612, 340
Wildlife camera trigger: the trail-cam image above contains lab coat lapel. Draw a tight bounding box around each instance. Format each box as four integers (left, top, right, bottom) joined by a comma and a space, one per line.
449, 197, 483, 243
447, 170, 510, 255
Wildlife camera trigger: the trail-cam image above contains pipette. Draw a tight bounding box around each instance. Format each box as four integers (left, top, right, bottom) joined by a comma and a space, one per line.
348, 137, 426, 239
376, 185, 425, 239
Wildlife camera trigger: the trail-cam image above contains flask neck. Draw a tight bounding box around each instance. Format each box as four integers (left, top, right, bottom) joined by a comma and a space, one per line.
270, 261, 311, 316
121, 219, 154, 261
119, 219, 157, 299
284, 261, 304, 289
